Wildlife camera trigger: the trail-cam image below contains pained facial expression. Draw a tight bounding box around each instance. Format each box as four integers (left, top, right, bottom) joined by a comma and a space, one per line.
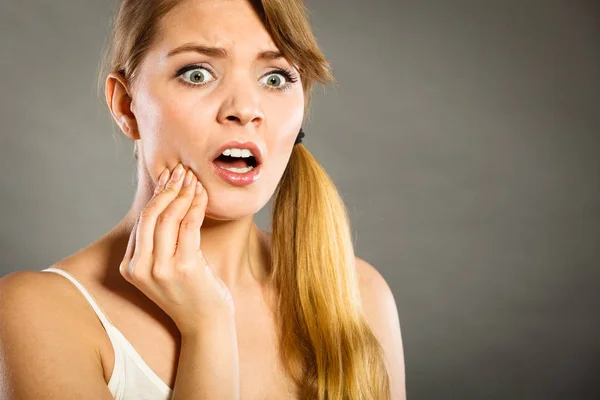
129, 0, 305, 220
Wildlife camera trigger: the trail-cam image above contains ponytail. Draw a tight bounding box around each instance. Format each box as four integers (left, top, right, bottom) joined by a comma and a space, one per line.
270, 144, 391, 399
100, 0, 392, 396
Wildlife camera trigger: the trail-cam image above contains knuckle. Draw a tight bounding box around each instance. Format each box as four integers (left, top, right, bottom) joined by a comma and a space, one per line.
128, 264, 143, 281
139, 206, 157, 221
118, 260, 130, 277
174, 261, 194, 275
151, 265, 170, 281
121, 263, 138, 281
123, 255, 149, 282
180, 218, 197, 231
156, 210, 178, 224
188, 201, 205, 216
181, 184, 195, 196
189, 199, 204, 209
163, 184, 180, 195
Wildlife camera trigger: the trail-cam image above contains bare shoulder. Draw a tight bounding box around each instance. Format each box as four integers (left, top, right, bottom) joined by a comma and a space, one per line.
0, 270, 113, 399
354, 256, 398, 321
0, 269, 93, 320
354, 257, 407, 400
0, 270, 80, 323
0, 269, 106, 346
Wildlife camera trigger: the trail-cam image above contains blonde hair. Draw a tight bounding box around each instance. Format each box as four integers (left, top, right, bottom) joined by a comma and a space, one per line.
100, 1, 390, 398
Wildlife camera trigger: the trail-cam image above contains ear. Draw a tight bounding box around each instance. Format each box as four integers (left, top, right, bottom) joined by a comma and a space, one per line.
105, 71, 140, 141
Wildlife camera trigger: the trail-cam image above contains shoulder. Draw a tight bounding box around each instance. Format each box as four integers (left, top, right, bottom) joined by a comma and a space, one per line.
0, 269, 82, 314
0, 270, 66, 316
354, 256, 407, 399
354, 257, 398, 323
0, 269, 100, 337
0, 268, 106, 331
0, 270, 114, 397
0, 269, 104, 362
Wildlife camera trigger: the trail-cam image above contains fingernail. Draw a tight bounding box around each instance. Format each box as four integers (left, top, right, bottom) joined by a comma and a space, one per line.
184, 169, 193, 186
172, 164, 184, 181
158, 168, 170, 188
196, 182, 203, 195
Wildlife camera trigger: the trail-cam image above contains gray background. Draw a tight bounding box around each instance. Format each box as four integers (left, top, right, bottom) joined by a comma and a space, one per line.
1, 0, 599, 399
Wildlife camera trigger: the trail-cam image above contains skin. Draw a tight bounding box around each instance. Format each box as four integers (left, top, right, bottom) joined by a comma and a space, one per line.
0, 0, 406, 398
107, 0, 305, 294
107, 0, 405, 395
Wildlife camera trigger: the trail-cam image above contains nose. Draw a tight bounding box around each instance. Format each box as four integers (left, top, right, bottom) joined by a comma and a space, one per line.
216, 78, 264, 128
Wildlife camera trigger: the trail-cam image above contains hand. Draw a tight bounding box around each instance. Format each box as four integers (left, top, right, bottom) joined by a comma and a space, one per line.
119, 163, 235, 336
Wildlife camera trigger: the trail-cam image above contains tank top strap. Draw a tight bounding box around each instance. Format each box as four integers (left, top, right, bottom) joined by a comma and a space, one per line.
41, 267, 114, 330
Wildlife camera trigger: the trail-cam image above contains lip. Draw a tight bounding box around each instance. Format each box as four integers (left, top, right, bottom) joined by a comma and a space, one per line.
211, 140, 263, 166
210, 140, 264, 187
211, 162, 262, 187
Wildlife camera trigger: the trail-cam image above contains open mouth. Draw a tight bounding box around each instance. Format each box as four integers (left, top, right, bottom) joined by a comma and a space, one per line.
213, 149, 259, 173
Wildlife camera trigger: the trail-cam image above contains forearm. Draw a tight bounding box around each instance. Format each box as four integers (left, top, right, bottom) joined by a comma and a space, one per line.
171, 317, 240, 400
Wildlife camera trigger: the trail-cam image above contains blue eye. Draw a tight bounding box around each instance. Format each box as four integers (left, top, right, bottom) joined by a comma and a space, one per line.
177, 66, 216, 86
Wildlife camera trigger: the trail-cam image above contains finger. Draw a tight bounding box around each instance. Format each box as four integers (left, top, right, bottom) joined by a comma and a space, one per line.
154, 168, 198, 262
175, 177, 208, 261
120, 167, 169, 279
119, 217, 139, 278
152, 168, 171, 197
136, 164, 184, 255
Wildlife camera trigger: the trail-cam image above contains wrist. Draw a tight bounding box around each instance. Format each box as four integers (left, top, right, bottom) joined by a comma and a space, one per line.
180, 314, 236, 339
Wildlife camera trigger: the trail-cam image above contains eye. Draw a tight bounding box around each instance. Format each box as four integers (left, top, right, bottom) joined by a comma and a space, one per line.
259, 69, 297, 91
177, 66, 216, 86
262, 73, 285, 87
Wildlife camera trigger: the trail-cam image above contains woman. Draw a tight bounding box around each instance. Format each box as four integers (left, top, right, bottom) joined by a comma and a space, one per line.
0, 0, 405, 399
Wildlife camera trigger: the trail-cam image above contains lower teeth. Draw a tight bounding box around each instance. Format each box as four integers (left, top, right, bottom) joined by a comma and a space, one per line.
219, 165, 254, 173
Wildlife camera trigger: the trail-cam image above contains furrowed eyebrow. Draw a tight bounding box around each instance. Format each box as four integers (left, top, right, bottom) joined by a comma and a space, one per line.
168, 44, 227, 58
257, 50, 284, 61
167, 43, 284, 61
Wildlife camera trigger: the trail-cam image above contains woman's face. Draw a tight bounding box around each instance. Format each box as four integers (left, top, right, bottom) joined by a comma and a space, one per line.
129, 0, 304, 220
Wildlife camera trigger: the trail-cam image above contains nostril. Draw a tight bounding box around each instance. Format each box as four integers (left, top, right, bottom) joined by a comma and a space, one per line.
226, 115, 239, 121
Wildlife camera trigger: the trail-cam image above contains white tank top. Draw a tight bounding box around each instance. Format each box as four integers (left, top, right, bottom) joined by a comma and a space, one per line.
41, 267, 173, 400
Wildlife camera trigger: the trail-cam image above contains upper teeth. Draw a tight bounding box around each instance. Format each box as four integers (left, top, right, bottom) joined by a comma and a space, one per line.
222, 148, 254, 158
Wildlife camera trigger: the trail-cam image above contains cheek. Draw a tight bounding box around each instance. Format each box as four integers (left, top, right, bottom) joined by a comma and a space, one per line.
134, 85, 214, 161
263, 90, 305, 144
261, 99, 303, 188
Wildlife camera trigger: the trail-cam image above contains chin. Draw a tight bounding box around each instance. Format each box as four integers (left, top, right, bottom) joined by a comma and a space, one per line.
203, 190, 269, 221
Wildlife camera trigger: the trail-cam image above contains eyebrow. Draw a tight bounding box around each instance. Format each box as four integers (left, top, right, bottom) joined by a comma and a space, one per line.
167, 43, 284, 61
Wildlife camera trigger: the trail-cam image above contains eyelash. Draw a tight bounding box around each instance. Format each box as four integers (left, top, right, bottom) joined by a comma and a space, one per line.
175, 63, 299, 92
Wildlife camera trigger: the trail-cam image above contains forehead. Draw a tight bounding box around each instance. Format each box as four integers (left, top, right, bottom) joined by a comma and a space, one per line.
154, 0, 277, 57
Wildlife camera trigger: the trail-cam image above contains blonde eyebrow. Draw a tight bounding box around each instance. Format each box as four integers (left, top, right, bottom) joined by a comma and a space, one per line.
167, 43, 284, 61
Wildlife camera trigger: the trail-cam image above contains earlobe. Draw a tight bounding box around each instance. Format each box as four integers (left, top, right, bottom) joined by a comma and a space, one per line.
105, 71, 140, 141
